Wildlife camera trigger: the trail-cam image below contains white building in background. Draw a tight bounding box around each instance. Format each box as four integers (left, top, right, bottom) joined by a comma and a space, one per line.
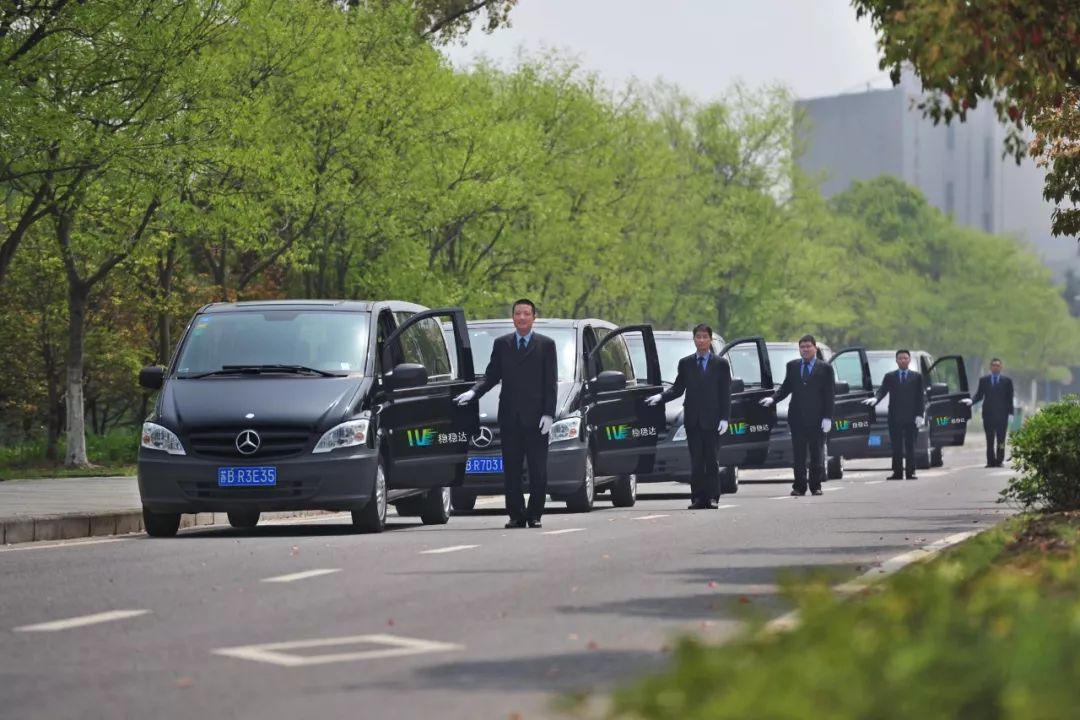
795, 72, 1078, 280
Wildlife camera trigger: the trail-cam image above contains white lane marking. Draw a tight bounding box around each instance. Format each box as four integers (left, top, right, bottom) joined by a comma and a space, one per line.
631, 514, 670, 520
14, 609, 150, 633
261, 568, 341, 584
770, 495, 793, 500
865, 480, 886, 485
917, 471, 947, 478
766, 531, 979, 632
823, 487, 844, 492
0, 537, 132, 553
420, 544, 479, 555
212, 634, 462, 668
541, 528, 585, 536
716, 504, 738, 509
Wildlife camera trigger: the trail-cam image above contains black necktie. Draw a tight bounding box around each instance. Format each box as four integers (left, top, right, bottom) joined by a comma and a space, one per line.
901, 371, 906, 383
993, 375, 998, 387
518, 337, 526, 352
699, 356, 707, 373
802, 362, 809, 380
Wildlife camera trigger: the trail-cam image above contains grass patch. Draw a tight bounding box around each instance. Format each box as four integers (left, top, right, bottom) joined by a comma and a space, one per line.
599, 514, 1080, 720
0, 428, 138, 481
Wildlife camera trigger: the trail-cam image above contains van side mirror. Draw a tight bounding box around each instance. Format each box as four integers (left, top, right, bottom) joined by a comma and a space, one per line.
139, 366, 165, 390
928, 383, 949, 397
730, 378, 745, 394
834, 381, 850, 395
385, 363, 428, 390
593, 370, 626, 393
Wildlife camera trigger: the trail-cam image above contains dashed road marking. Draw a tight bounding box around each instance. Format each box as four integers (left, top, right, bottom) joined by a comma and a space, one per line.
865, 480, 886, 485
823, 487, 844, 492
262, 569, 341, 584
420, 544, 479, 555
716, 504, 738, 509
541, 528, 585, 535
14, 609, 150, 633
631, 514, 670, 521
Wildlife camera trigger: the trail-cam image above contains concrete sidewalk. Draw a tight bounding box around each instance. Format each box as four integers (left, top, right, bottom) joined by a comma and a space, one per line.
0, 475, 330, 544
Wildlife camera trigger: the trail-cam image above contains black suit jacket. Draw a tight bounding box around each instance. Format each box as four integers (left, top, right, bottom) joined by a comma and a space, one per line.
660, 352, 732, 430
772, 358, 835, 428
874, 369, 925, 423
971, 374, 1014, 422
472, 332, 558, 427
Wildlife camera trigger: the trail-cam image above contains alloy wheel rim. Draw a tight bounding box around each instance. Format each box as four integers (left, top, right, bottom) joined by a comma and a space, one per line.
441, 486, 451, 514
376, 464, 387, 521
585, 456, 595, 502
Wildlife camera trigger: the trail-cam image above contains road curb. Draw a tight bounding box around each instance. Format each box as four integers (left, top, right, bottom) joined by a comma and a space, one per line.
0, 509, 341, 545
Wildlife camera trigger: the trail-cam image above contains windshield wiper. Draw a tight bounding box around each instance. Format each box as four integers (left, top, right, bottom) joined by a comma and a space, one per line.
183, 364, 345, 379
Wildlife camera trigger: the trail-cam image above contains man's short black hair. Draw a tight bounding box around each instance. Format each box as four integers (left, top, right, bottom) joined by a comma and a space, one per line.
692, 323, 713, 337
511, 298, 537, 316
991, 357, 1003, 364
798, 334, 816, 345
896, 349, 911, 358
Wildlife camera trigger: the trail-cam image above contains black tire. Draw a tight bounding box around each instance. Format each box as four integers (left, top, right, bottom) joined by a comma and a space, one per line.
352, 457, 388, 533
227, 510, 260, 529
915, 445, 932, 470
719, 466, 739, 495
826, 455, 844, 480
930, 446, 944, 467
143, 508, 181, 538
450, 488, 477, 512
565, 454, 596, 512
610, 474, 637, 507
420, 487, 452, 525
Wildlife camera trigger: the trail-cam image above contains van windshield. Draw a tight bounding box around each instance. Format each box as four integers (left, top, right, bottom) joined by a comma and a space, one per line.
174, 311, 369, 377
467, 325, 577, 381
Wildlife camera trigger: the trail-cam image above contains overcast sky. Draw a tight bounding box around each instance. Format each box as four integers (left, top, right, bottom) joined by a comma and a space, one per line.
442, 0, 889, 101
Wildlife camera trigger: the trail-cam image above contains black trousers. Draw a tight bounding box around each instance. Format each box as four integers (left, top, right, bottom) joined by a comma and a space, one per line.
984, 417, 1008, 465
888, 419, 917, 476
685, 424, 720, 501
790, 423, 825, 492
500, 418, 549, 522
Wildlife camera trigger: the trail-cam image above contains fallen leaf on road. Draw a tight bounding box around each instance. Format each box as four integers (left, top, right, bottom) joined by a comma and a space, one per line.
707, 581, 718, 589
738, 596, 751, 604
509, 713, 523, 720
290, 546, 300, 556
586, 641, 599, 651
386, 618, 395, 626
175, 677, 194, 689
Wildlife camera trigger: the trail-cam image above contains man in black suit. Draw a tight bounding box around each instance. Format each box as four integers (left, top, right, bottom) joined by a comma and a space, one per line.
863, 349, 925, 479
760, 335, 834, 496
454, 298, 557, 529
645, 324, 731, 510
961, 358, 1014, 467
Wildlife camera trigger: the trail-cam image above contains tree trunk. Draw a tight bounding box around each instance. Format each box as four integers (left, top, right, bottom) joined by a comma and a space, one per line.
156, 241, 176, 363
65, 278, 91, 467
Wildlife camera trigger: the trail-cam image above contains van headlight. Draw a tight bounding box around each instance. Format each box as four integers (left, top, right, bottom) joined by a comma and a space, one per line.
549, 417, 581, 445
313, 419, 370, 453
672, 425, 687, 442
141, 422, 186, 455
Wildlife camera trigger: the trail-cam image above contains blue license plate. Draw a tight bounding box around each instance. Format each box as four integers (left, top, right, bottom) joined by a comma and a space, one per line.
868, 434, 882, 447
218, 466, 277, 487
466, 456, 503, 474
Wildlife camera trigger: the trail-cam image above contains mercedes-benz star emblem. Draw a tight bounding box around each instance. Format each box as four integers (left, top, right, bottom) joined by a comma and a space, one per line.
471, 426, 493, 448
236, 429, 261, 455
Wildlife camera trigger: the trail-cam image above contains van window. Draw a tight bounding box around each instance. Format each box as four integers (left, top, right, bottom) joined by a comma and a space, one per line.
831, 352, 865, 390
174, 311, 369, 375
393, 313, 453, 382
594, 329, 637, 384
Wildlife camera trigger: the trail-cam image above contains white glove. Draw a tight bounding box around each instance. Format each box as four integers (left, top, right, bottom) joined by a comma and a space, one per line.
1008, 414, 1014, 425
959, 398, 973, 406
914, 416, 925, 428
718, 420, 728, 435
539, 415, 553, 435
759, 397, 775, 407
454, 390, 475, 406
646, 393, 663, 406
861, 398, 877, 406
821, 418, 832, 433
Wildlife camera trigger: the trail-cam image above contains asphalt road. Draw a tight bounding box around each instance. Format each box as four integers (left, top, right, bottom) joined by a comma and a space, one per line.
0, 445, 1012, 720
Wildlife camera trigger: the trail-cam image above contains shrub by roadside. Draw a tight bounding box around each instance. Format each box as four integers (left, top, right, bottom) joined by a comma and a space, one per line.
1001, 395, 1080, 511
604, 515, 1080, 720
0, 428, 138, 480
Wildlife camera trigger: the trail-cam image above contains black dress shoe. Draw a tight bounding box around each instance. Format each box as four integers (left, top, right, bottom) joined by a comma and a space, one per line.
906, 474, 917, 480
810, 489, 823, 496
505, 520, 526, 529
706, 501, 719, 509
527, 519, 542, 529
886, 474, 903, 480
688, 500, 708, 510
790, 490, 805, 497
985, 463, 995, 468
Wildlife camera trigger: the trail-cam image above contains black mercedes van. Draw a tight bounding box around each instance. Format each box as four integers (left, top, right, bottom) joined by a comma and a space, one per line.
137, 300, 477, 536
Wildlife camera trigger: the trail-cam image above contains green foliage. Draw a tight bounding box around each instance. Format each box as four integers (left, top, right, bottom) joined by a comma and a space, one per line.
609, 516, 1080, 720
1001, 396, 1080, 511
2, 1, 1078, 466
0, 428, 138, 471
